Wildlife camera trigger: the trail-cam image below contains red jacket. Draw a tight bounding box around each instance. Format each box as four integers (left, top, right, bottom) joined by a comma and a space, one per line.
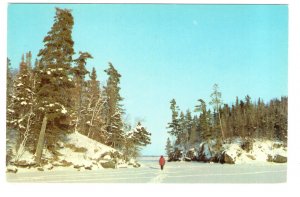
159, 156, 165, 166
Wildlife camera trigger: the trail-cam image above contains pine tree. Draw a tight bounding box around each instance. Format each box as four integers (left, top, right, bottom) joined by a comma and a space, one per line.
189, 115, 200, 145
195, 99, 210, 142
36, 7, 75, 147
72, 51, 92, 132
209, 84, 225, 139
83, 67, 107, 142
124, 122, 151, 159
104, 62, 124, 149
25, 51, 32, 71
6, 58, 14, 122
10, 55, 35, 160
129, 122, 151, 146
185, 110, 193, 144
165, 137, 173, 157
167, 99, 180, 139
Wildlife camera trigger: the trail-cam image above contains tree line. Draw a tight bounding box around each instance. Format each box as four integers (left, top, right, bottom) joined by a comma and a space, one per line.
6, 8, 151, 164
165, 84, 287, 155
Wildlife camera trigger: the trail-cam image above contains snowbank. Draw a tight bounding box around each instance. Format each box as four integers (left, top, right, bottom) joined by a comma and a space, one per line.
7, 132, 139, 173
222, 139, 287, 164
169, 138, 287, 164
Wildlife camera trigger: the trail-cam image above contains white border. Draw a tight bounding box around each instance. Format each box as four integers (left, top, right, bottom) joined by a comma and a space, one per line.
1, 1, 299, 197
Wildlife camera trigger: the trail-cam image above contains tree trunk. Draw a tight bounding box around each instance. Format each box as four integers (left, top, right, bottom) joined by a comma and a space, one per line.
35, 115, 47, 165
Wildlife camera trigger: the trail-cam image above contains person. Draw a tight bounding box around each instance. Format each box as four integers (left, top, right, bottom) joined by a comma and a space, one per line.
159, 155, 165, 170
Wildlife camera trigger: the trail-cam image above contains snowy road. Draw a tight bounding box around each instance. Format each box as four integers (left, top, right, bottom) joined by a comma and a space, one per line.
6, 157, 287, 183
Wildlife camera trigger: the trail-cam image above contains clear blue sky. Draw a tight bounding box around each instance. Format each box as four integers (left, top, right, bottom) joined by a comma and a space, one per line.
7, 4, 288, 155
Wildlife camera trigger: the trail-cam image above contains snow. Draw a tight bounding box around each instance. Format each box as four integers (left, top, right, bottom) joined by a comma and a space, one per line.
6, 157, 286, 183
6, 132, 130, 173
21, 101, 27, 105
222, 139, 287, 164
47, 71, 51, 75
12, 150, 36, 164
61, 106, 67, 114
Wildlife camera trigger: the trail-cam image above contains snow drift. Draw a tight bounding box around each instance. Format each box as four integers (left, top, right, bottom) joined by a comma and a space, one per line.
169, 138, 287, 164
7, 132, 140, 173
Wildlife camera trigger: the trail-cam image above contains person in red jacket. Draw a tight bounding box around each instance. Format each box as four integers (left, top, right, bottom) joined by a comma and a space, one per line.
159, 155, 166, 170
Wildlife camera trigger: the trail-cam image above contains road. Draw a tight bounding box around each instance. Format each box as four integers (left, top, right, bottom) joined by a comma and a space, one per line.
6, 157, 287, 183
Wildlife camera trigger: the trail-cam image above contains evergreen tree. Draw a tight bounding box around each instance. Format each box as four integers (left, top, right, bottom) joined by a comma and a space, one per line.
84, 67, 107, 142
209, 84, 225, 139
185, 110, 193, 143
72, 51, 92, 132
189, 115, 199, 145
195, 99, 210, 142
6, 58, 14, 121
36, 7, 75, 147
124, 122, 151, 159
165, 137, 173, 157
104, 62, 124, 149
9, 55, 36, 159
167, 99, 180, 139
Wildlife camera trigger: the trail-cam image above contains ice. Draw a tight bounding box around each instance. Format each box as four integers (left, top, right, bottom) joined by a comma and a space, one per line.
6, 157, 286, 183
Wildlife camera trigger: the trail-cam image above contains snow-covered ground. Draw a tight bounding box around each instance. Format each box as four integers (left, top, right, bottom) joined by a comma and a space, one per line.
6, 157, 286, 183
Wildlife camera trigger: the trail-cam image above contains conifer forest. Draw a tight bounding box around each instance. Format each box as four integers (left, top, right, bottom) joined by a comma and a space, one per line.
6, 8, 151, 165
165, 83, 287, 161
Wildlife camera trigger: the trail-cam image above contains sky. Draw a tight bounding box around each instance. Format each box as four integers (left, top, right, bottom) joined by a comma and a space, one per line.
7, 4, 288, 155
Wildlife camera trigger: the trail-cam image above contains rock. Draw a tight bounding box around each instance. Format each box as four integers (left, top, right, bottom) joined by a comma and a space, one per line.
133, 162, 141, 168
267, 154, 273, 162
184, 157, 191, 162
198, 143, 212, 162
246, 154, 256, 160
224, 153, 235, 164
168, 148, 183, 162
37, 167, 44, 171
272, 155, 287, 163
273, 143, 282, 149
84, 165, 92, 170
209, 156, 219, 163
103, 155, 111, 160
61, 160, 73, 167
74, 164, 84, 169
219, 153, 225, 164
101, 161, 116, 169
6, 166, 18, 173
241, 140, 252, 152
186, 148, 198, 161
16, 159, 36, 167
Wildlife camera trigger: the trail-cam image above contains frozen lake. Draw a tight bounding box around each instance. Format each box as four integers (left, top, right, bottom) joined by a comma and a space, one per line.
6, 157, 286, 183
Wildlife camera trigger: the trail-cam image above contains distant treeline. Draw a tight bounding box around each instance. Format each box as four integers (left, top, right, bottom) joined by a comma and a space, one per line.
165, 84, 287, 154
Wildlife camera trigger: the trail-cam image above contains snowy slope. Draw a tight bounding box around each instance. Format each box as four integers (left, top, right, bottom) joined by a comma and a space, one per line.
7, 132, 139, 173
223, 139, 287, 164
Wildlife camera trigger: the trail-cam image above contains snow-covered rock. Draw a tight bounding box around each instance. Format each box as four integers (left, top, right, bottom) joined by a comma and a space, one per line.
6, 132, 139, 172
168, 138, 287, 165
222, 139, 287, 164
6, 165, 18, 173
185, 148, 198, 161
168, 148, 182, 161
